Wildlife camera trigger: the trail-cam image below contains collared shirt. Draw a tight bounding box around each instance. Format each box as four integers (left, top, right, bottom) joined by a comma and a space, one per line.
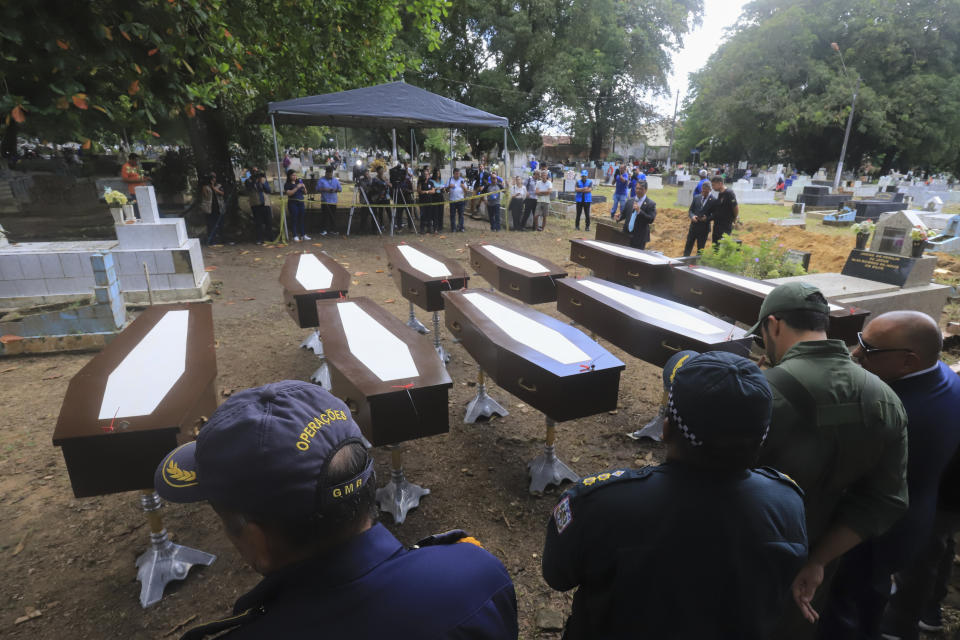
693, 177, 709, 195
758, 340, 908, 544
194, 523, 517, 639
316, 176, 341, 204
535, 179, 552, 203
628, 196, 647, 232
486, 183, 501, 204
447, 177, 465, 201
613, 172, 629, 196
284, 180, 305, 201
897, 362, 940, 381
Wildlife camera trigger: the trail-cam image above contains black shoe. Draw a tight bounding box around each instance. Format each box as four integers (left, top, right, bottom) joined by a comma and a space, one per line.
585, 227, 590, 231
574, 226, 580, 230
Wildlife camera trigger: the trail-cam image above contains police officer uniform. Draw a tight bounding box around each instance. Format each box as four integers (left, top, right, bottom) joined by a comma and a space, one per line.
542, 352, 808, 639
154, 381, 519, 640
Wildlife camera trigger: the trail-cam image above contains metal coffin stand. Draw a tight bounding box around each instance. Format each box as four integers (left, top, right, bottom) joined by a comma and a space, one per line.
315, 297, 453, 523
556, 277, 752, 441
469, 243, 567, 305
569, 238, 679, 297
443, 289, 625, 493
279, 251, 352, 387
669, 265, 869, 343
52, 303, 218, 607
385, 243, 470, 364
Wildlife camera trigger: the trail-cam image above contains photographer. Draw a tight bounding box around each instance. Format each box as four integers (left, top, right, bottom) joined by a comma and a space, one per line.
246, 172, 273, 245
315, 165, 341, 237
201, 171, 226, 245
284, 169, 309, 242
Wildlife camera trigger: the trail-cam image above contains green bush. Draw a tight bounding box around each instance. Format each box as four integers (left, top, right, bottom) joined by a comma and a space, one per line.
699, 234, 807, 279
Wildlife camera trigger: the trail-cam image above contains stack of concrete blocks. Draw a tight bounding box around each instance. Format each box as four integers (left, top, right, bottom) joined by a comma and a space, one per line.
784, 176, 812, 201
645, 175, 663, 190
0, 254, 126, 355
732, 179, 776, 204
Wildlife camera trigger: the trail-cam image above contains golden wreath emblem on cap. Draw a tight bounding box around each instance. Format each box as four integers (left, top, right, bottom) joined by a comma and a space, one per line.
165, 458, 197, 484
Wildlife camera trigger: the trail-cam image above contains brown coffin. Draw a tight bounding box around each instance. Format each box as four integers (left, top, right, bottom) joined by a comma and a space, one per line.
469, 243, 567, 304
556, 277, 752, 367
52, 303, 218, 498
315, 297, 452, 446
442, 289, 625, 422
669, 265, 868, 343
569, 238, 678, 296
594, 221, 631, 246
385, 243, 469, 312
279, 251, 352, 328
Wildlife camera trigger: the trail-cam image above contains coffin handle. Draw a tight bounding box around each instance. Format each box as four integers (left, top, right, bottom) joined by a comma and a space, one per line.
627, 270, 640, 277
689, 288, 703, 295
569, 297, 582, 307
471, 261, 480, 268
450, 320, 462, 332
661, 341, 681, 352
345, 398, 360, 415
577, 253, 587, 260
509, 283, 520, 291
408, 287, 419, 296
517, 377, 537, 393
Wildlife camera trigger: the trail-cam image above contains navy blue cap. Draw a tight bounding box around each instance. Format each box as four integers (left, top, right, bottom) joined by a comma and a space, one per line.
667, 352, 772, 449
661, 350, 700, 391
155, 381, 372, 518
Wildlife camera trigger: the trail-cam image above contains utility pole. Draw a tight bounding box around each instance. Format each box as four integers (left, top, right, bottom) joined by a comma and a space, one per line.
831, 42, 860, 192
665, 90, 680, 169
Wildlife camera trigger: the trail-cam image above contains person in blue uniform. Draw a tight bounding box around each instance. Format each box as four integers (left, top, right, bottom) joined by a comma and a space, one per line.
574, 169, 592, 231
155, 381, 518, 640
541, 351, 808, 640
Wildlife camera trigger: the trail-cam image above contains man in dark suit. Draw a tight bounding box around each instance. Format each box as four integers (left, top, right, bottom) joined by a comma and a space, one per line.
684, 180, 715, 256
616, 180, 656, 249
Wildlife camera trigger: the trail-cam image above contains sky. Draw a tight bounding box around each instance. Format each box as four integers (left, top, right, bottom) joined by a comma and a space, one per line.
652, 0, 751, 117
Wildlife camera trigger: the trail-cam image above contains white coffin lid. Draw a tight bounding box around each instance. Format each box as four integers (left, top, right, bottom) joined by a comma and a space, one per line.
397, 245, 451, 278
580, 280, 725, 336
338, 302, 419, 381
584, 240, 673, 264
295, 253, 334, 290
463, 292, 589, 365
99, 310, 189, 419
483, 245, 550, 274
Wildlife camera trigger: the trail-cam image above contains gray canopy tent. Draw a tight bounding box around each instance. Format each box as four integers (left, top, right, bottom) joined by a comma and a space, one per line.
266, 82, 510, 236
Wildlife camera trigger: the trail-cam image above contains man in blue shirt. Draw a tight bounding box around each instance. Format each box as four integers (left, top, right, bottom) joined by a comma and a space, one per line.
610, 164, 629, 218
315, 165, 341, 237
542, 351, 807, 639
155, 381, 518, 640
693, 169, 710, 196
484, 171, 503, 231
446, 168, 467, 232
819, 311, 960, 640
574, 169, 592, 231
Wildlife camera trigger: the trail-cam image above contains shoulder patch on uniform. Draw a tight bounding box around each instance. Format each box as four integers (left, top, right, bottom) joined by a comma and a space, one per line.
568, 467, 654, 499
553, 495, 573, 534
755, 466, 804, 497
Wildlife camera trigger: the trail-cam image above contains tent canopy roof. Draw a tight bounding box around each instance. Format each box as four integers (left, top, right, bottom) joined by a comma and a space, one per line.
267, 82, 508, 129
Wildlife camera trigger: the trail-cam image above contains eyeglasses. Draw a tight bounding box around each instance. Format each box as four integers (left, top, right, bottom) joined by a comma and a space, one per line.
856, 332, 914, 356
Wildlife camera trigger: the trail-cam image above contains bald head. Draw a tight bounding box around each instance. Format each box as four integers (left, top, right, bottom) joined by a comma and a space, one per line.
870, 311, 941, 366
853, 310, 941, 381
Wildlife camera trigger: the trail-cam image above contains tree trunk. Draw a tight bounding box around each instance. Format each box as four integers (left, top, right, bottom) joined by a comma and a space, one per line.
186, 108, 249, 241
1, 122, 18, 168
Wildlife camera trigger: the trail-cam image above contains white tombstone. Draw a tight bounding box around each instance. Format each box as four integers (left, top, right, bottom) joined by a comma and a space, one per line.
134, 185, 161, 224
0, 224, 7, 248
924, 196, 944, 213
870, 210, 928, 257
814, 168, 828, 181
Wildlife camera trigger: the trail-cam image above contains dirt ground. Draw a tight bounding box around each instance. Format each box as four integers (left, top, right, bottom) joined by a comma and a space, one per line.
3, 197, 960, 639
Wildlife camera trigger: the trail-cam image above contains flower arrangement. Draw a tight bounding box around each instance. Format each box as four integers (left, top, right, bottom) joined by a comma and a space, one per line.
852, 220, 875, 235
103, 188, 128, 206
910, 226, 930, 242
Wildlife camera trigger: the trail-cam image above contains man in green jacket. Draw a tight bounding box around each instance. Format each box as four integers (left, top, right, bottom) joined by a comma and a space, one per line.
748, 282, 908, 639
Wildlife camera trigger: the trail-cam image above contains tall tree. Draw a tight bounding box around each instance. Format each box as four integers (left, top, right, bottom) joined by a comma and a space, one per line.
553, 0, 702, 160
677, 0, 960, 174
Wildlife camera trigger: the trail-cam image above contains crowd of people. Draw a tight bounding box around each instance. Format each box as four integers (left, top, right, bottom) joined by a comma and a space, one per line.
147, 274, 960, 639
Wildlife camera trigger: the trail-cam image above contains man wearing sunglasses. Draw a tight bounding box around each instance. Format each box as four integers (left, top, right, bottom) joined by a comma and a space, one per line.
746, 282, 908, 640
817, 311, 960, 640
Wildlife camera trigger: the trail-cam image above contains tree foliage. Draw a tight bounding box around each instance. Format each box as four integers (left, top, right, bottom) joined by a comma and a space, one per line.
677, 0, 960, 174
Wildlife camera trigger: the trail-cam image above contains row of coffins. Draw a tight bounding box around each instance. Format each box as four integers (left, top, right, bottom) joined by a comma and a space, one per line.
50, 235, 869, 608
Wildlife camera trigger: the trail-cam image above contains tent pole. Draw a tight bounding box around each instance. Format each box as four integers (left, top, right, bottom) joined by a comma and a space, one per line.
503, 127, 510, 230
449, 129, 454, 176
392, 128, 397, 163
270, 113, 287, 244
